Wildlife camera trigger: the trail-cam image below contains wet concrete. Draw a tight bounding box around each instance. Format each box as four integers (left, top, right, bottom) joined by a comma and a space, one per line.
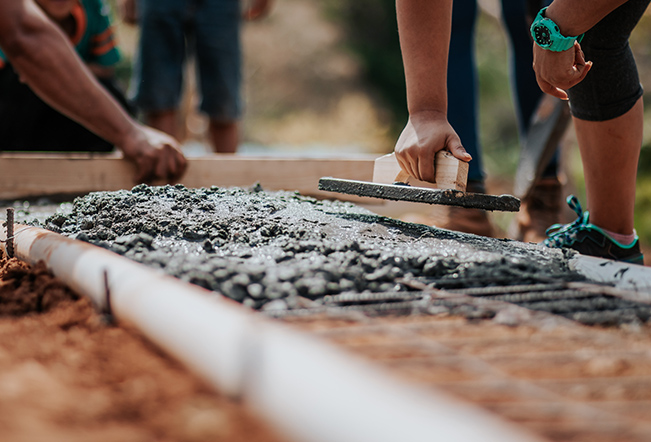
39, 184, 583, 312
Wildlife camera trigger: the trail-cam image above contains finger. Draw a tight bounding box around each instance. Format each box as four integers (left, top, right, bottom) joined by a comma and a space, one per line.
405, 155, 419, 180
168, 149, 186, 182
538, 78, 568, 100
573, 44, 586, 67
134, 156, 154, 184
395, 152, 414, 178
166, 151, 179, 181
160, 147, 178, 181
575, 60, 592, 83
398, 151, 419, 180
447, 136, 471, 162
155, 151, 169, 181
551, 86, 569, 100
417, 149, 436, 183
177, 153, 188, 179
561, 61, 592, 90
244, 3, 265, 20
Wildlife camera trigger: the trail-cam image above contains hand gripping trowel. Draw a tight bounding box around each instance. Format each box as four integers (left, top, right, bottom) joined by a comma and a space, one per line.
318, 151, 520, 212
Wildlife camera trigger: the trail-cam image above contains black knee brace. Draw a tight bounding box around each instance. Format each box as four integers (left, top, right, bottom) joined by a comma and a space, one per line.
567, 0, 650, 121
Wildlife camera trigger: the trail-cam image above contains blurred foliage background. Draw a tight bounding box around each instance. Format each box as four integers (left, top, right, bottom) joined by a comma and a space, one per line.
112, 0, 651, 251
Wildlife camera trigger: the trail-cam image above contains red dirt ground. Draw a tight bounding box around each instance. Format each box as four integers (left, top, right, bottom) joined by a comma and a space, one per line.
0, 250, 285, 442
283, 313, 651, 442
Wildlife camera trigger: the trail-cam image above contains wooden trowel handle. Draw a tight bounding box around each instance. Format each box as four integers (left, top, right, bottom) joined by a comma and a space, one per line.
372, 152, 468, 192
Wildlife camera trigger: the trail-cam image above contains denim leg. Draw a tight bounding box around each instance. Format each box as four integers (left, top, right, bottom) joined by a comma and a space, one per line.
129, 0, 187, 111
193, 0, 242, 120
447, 0, 483, 182
502, 0, 558, 177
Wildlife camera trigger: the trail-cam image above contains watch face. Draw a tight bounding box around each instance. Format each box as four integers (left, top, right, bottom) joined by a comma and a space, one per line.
533, 24, 551, 46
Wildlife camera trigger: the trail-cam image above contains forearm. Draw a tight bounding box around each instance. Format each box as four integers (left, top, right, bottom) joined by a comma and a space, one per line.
396, 0, 453, 116
545, 0, 630, 36
87, 64, 116, 79
0, 1, 137, 147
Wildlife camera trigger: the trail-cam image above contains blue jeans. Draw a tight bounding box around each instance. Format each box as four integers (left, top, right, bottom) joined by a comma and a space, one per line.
131, 0, 242, 121
447, 0, 555, 182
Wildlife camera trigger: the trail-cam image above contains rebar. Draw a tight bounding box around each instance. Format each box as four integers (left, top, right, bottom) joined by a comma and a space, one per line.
483, 289, 598, 304
444, 283, 569, 297
323, 291, 427, 305
518, 296, 649, 315
102, 269, 115, 325
5, 208, 14, 258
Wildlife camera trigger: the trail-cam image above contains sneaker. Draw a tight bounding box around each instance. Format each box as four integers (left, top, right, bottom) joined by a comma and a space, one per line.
543, 195, 645, 265
510, 176, 562, 243
400, 181, 495, 237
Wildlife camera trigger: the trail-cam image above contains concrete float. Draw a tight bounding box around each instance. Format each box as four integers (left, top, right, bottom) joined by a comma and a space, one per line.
1, 224, 542, 442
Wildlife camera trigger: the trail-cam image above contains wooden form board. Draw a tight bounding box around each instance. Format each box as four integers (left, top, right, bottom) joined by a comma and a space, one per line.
0, 153, 378, 202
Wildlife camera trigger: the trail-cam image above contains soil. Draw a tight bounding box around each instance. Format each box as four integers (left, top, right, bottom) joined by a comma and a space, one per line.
283, 313, 651, 442
0, 249, 285, 442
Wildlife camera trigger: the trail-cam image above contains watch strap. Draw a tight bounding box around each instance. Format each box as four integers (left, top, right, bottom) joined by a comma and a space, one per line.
531, 7, 584, 52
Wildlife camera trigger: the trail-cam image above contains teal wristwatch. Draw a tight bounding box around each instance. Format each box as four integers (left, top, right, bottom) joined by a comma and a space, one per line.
530, 7, 584, 52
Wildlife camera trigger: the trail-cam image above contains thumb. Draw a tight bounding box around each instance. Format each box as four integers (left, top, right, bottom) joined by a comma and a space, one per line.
575, 60, 592, 84
447, 135, 471, 162
539, 78, 569, 100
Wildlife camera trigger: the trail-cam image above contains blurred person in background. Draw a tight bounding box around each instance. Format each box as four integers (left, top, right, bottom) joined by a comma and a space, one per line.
120, 0, 273, 153
0, 0, 186, 183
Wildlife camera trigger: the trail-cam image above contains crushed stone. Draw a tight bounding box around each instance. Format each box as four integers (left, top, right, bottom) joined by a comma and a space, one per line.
40, 184, 586, 310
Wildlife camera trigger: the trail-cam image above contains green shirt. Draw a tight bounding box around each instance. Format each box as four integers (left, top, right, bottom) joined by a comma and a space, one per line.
0, 0, 120, 68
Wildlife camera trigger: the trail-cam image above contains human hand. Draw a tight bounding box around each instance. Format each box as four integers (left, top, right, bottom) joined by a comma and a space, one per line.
119, 125, 188, 184
118, 0, 138, 25
243, 0, 273, 21
532, 41, 592, 100
394, 111, 471, 183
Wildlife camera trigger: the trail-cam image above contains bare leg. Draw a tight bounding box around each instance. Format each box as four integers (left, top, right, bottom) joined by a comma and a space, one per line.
573, 97, 643, 235
145, 110, 179, 139
209, 120, 239, 153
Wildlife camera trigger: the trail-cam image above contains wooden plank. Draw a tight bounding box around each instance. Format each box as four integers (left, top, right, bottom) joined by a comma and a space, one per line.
434, 151, 468, 192
0, 153, 378, 201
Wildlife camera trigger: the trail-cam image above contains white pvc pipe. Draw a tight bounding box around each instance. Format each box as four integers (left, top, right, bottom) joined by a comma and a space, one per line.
571, 255, 651, 296
1, 224, 543, 442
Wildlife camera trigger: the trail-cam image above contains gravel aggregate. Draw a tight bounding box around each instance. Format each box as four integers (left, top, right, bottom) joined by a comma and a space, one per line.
38, 184, 584, 310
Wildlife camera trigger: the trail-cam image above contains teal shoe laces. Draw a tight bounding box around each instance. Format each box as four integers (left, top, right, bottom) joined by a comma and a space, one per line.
543, 195, 590, 248
543, 195, 639, 250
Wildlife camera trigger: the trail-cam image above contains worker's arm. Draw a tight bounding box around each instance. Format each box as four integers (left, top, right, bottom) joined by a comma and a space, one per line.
87, 64, 115, 79
0, 0, 186, 183
546, 0, 629, 36
532, 0, 628, 99
393, 0, 471, 183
